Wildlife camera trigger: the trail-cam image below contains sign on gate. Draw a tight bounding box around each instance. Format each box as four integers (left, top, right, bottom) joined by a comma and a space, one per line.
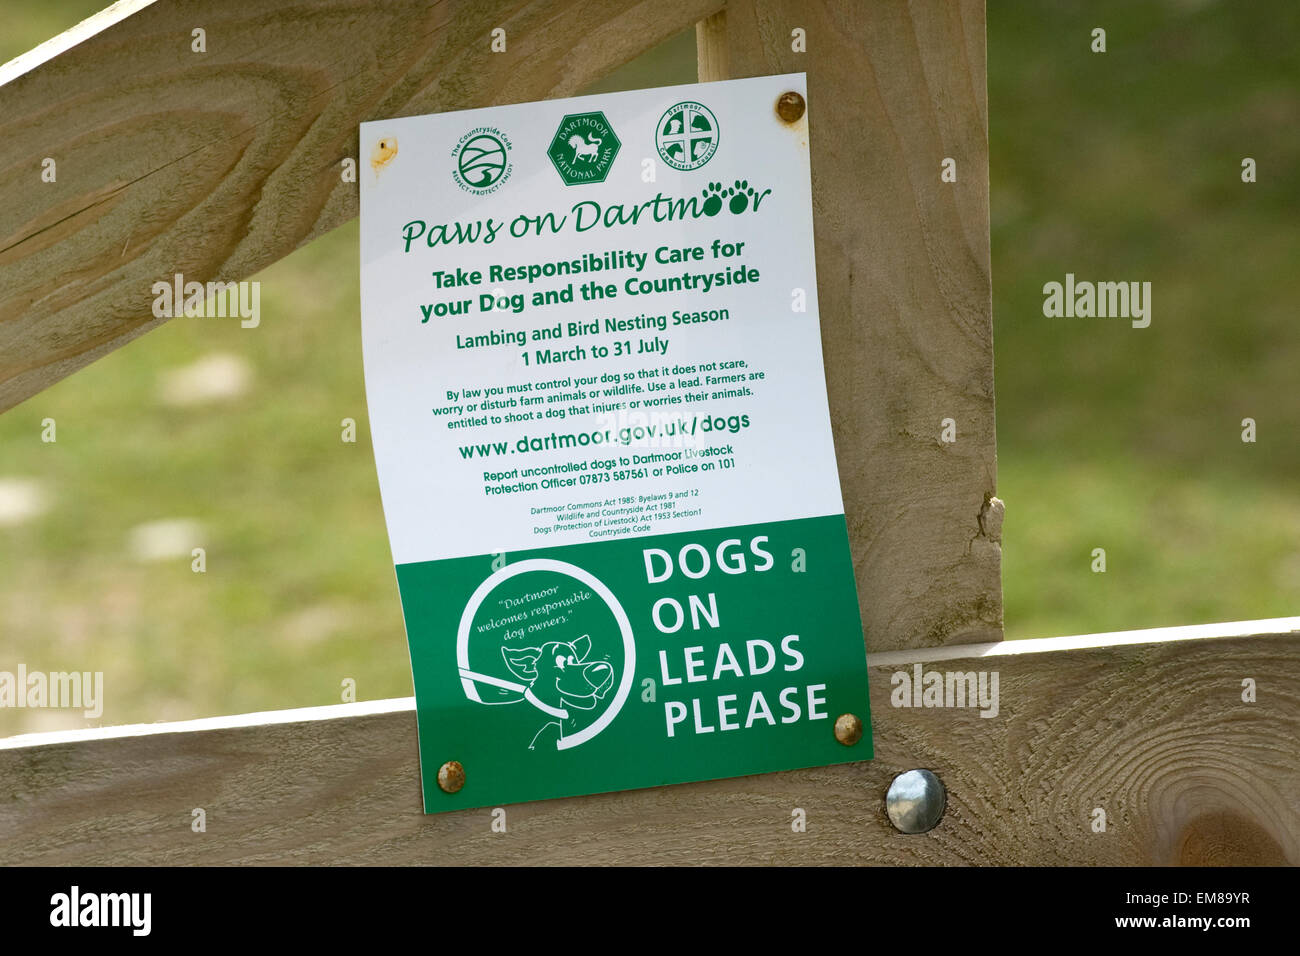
359, 74, 873, 812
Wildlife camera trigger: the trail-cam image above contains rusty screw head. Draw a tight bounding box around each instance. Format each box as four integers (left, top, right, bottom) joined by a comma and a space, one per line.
776, 91, 806, 123
437, 760, 465, 793
833, 713, 863, 746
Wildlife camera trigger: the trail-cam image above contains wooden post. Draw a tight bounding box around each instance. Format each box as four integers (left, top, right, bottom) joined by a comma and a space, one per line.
696, 2, 1001, 652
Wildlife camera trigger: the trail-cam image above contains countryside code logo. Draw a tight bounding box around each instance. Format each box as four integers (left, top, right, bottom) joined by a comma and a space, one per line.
452, 127, 513, 195
547, 112, 621, 185
456, 559, 635, 750
656, 101, 719, 170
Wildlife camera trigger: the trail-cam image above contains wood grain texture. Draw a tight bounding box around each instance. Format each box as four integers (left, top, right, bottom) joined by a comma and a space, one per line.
698, 1, 1001, 651
694, 12, 729, 83
1, 625, 1294, 865
0, 0, 722, 411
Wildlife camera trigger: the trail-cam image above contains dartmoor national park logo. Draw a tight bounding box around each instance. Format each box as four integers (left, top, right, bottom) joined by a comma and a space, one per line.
547, 111, 621, 185
452, 127, 513, 195
656, 101, 719, 170
456, 559, 635, 750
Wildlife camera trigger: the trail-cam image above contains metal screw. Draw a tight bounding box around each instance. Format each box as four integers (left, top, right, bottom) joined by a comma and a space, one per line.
437, 760, 465, 794
833, 713, 863, 746
885, 769, 946, 833
776, 91, 806, 123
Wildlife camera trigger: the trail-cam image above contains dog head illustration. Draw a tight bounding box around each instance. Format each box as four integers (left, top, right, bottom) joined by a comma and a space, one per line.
501, 635, 613, 713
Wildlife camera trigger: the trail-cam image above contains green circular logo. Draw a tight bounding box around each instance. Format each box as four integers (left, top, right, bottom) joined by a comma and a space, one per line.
656, 101, 719, 171
452, 128, 513, 194
457, 560, 634, 751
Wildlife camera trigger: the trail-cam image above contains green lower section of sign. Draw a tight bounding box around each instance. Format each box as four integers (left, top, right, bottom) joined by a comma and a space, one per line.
397, 514, 873, 812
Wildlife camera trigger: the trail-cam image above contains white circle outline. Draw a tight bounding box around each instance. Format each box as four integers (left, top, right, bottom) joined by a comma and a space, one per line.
456, 558, 635, 750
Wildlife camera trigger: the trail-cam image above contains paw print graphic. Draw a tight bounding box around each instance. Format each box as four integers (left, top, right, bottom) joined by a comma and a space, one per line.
727, 179, 756, 214
701, 182, 726, 217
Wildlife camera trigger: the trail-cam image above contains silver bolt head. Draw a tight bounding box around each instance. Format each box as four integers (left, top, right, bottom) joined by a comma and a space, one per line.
885, 769, 946, 833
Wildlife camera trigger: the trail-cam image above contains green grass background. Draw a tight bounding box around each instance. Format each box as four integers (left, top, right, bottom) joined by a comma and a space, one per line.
1, 1, 1296, 733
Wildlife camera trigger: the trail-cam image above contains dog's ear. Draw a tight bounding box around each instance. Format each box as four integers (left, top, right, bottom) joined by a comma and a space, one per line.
571, 634, 591, 660
501, 645, 541, 682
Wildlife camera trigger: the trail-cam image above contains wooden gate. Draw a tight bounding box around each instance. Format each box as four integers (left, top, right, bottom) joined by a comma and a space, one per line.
0, 0, 1295, 865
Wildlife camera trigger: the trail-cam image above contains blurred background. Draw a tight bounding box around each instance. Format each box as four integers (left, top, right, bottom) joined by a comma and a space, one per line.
1, 0, 1296, 733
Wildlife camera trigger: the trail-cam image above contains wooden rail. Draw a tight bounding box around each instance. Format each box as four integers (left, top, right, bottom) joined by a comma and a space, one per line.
1, 619, 1295, 865
0, 0, 722, 405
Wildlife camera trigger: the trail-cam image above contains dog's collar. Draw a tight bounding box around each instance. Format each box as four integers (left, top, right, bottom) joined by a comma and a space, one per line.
524, 689, 569, 720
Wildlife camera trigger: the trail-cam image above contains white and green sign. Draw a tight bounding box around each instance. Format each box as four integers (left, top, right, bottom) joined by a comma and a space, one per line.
359, 73, 872, 813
